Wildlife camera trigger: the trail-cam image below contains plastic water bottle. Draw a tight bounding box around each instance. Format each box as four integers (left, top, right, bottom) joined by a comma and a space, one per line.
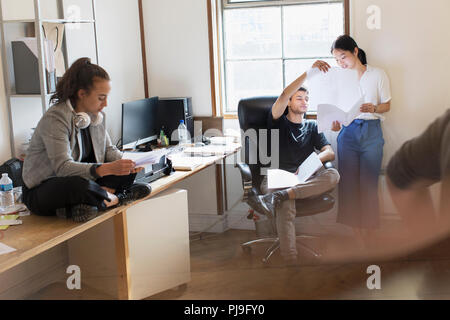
177, 120, 189, 145
0, 173, 14, 210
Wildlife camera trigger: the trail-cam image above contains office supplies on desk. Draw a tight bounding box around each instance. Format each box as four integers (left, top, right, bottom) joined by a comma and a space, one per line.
183, 144, 238, 157
133, 155, 173, 184
0, 203, 27, 215
170, 158, 201, 171
0, 214, 20, 230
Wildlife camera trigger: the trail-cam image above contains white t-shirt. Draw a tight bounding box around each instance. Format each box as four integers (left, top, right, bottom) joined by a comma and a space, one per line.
357, 65, 392, 121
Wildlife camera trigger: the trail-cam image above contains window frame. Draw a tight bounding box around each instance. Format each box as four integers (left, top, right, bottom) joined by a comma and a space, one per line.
207, 0, 350, 119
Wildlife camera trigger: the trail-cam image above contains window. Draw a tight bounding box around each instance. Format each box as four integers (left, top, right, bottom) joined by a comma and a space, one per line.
214, 0, 347, 115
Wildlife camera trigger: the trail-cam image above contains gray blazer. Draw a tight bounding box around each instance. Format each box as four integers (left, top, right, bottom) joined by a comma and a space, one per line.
23, 101, 123, 189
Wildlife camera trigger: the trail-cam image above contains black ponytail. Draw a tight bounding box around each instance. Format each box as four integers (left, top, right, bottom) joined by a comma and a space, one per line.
357, 48, 367, 65
331, 35, 367, 65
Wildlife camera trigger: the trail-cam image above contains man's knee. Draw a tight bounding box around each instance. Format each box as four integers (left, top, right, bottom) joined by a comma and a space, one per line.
324, 168, 340, 188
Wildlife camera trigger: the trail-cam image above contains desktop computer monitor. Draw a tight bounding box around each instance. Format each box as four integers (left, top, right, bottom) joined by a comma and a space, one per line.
121, 97, 159, 150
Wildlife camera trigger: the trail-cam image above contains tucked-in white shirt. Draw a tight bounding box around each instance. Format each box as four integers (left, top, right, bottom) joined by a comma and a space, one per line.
357, 65, 392, 121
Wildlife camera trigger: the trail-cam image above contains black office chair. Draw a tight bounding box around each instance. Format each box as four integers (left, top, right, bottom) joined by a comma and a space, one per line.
236, 97, 336, 264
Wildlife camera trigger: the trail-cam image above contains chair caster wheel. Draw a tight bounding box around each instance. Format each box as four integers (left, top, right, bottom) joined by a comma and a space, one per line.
242, 246, 252, 254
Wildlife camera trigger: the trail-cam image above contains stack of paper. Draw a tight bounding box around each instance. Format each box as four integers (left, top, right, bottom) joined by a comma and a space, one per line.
267, 152, 323, 189
0, 214, 21, 231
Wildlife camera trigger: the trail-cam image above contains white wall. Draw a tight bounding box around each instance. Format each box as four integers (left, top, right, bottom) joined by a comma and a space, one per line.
351, 0, 450, 166
142, 0, 213, 116
0, 0, 145, 159
95, 0, 145, 143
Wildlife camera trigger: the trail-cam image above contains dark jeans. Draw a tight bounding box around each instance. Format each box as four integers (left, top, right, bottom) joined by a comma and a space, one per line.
336, 119, 384, 229
23, 174, 136, 216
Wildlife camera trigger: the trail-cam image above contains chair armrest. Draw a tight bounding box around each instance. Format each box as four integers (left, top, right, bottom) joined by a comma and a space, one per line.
323, 161, 334, 170
235, 163, 253, 201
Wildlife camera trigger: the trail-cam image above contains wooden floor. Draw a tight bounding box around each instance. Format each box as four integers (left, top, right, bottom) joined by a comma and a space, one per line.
27, 227, 450, 300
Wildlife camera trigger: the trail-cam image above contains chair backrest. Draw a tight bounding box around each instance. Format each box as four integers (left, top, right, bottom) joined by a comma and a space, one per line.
237, 97, 277, 190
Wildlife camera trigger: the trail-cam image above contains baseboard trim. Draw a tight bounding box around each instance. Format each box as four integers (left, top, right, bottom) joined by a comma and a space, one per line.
188, 213, 229, 233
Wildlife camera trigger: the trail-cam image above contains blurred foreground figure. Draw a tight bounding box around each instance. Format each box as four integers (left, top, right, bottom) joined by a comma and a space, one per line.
386, 110, 450, 249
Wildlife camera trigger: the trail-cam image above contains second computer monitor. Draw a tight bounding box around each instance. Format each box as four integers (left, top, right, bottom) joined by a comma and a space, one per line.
121, 97, 159, 150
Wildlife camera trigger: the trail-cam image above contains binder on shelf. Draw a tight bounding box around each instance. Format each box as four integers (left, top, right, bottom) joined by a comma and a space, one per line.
11, 37, 56, 94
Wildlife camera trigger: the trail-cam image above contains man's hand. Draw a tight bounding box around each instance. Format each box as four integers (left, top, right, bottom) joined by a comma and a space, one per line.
360, 103, 377, 113
96, 159, 137, 177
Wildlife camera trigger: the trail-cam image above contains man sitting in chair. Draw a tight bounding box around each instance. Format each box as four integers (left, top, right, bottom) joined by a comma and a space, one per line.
257, 61, 340, 264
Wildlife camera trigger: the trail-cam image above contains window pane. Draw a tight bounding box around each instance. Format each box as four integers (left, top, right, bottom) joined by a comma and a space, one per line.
284, 58, 336, 111
228, 0, 277, 3
283, 3, 344, 58
225, 60, 283, 112
224, 7, 282, 59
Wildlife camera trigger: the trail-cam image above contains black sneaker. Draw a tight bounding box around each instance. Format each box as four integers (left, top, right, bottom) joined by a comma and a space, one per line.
247, 194, 272, 217
56, 204, 98, 222
259, 191, 286, 218
116, 183, 151, 205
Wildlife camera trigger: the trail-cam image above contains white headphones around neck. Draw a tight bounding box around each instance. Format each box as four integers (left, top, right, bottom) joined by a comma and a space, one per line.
67, 99, 104, 129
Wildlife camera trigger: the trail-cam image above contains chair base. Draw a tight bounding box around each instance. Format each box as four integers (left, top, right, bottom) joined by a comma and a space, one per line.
241, 235, 321, 264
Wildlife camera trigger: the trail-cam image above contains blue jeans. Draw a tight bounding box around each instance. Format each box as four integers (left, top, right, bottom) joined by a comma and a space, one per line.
336, 119, 384, 228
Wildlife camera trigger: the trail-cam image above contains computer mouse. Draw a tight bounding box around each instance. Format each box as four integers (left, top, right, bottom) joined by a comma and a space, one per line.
194, 142, 205, 147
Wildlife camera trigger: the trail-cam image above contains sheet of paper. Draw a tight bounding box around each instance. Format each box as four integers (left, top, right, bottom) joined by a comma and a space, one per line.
123, 149, 167, 167
317, 97, 364, 133
267, 153, 323, 189
296, 152, 323, 183
0, 242, 16, 256
343, 97, 364, 126
307, 67, 362, 112
317, 104, 347, 133
267, 169, 300, 189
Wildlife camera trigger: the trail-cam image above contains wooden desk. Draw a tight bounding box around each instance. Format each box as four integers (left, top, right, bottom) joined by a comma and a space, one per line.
0, 145, 240, 299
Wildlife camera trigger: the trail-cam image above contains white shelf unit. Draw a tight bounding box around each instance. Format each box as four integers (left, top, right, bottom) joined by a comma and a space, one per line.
0, 0, 99, 157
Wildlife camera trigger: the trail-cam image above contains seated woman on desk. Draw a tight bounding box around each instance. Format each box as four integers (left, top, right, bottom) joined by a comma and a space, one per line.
22, 57, 151, 222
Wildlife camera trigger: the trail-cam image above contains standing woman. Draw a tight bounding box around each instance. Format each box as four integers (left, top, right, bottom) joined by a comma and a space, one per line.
329, 35, 392, 241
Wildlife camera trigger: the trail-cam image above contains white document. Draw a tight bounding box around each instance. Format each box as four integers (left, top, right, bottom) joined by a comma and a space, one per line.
0, 242, 16, 256
307, 67, 362, 113
122, 149, 167, 167
317, 97, 364, 133
267, 153, 323, 189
